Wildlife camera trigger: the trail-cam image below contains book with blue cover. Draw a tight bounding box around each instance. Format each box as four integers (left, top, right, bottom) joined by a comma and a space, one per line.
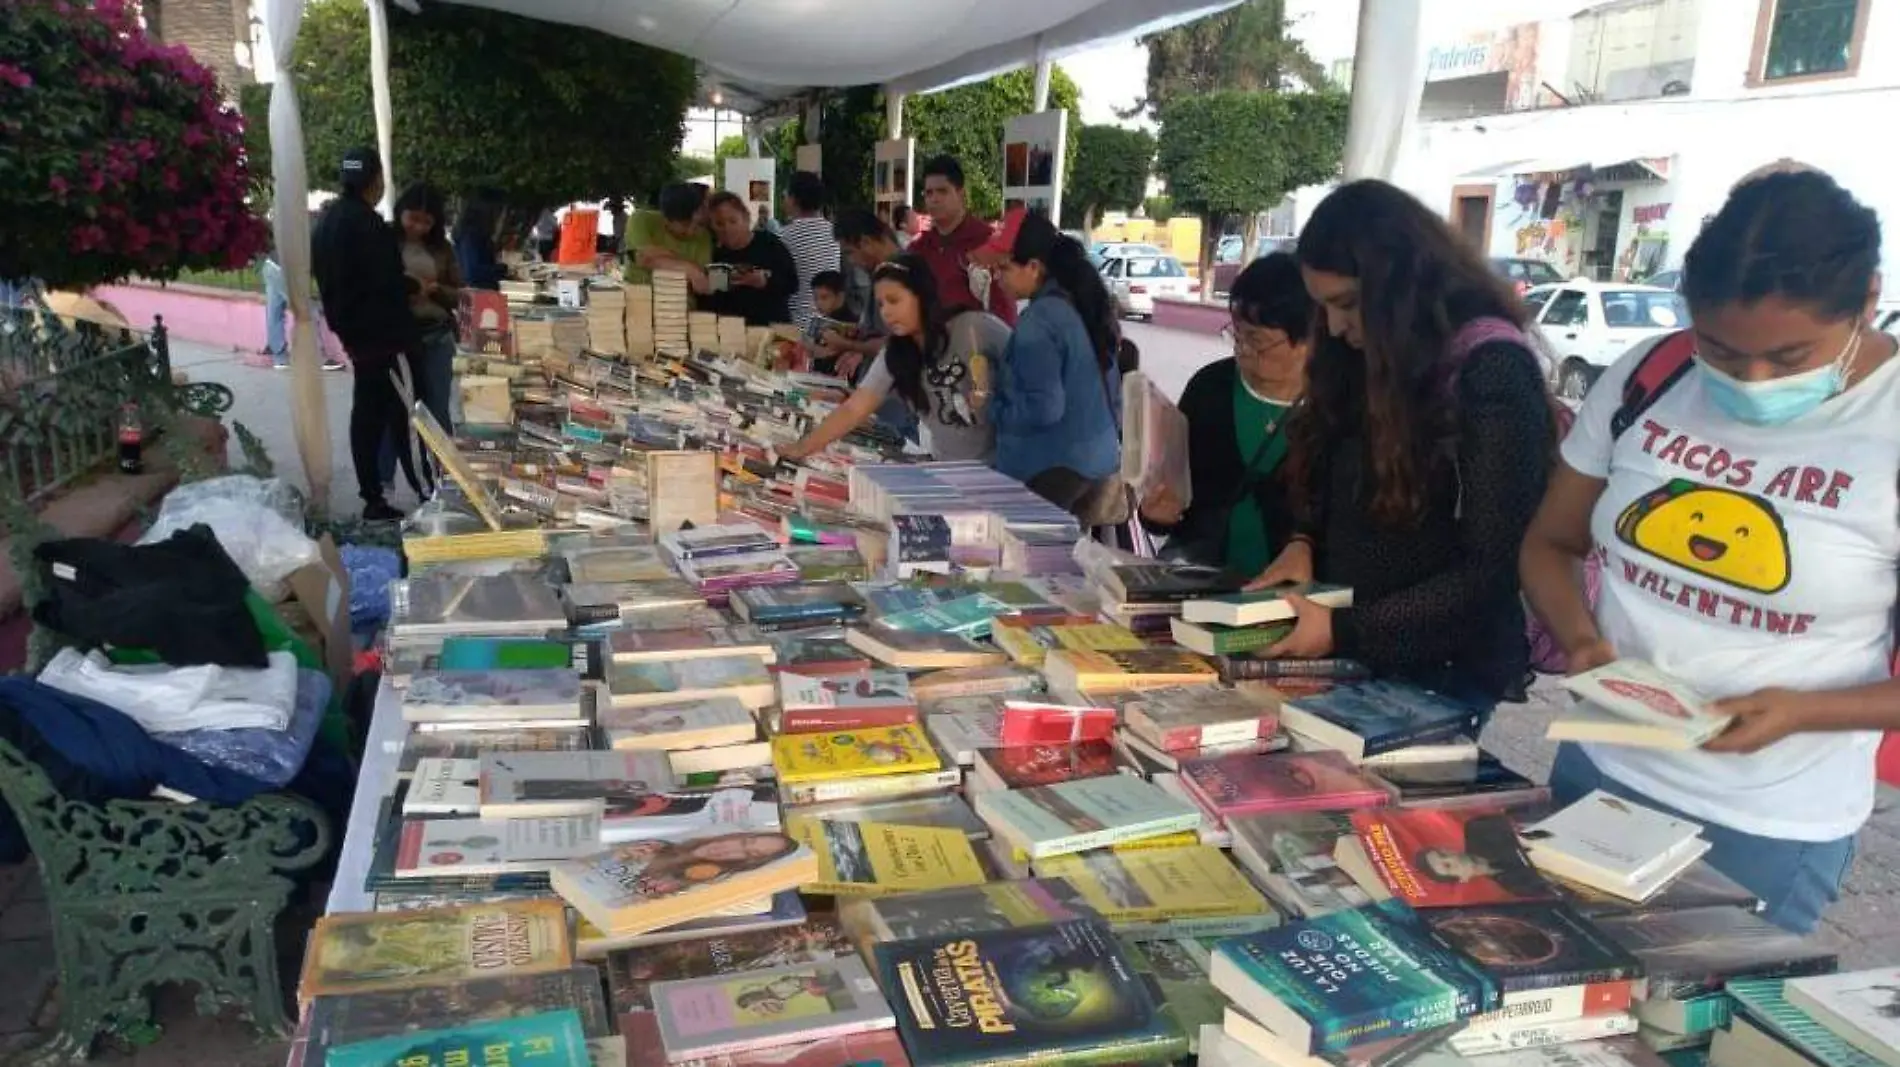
874, 919, 1187, 1067
325, 1007, 590, 1066
731, 582, 866, 627
1277, 679, 1482, 760
1208, 899, 1500, 1054
875, 593, 1012, 639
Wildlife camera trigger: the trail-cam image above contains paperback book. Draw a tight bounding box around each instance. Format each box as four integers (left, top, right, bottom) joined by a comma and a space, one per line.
597, 697, 758, 753
731, 582, 867, 627
776, 668, 917, 730
304, 965, 613, 1061
324, 1008, 591, 1067
1519, 790, 1709, 901
1128, 939, 1224, 1054
973, 773, 1201, 860
549, 831, 818, 939
1226, 810, 1375, 918
431, 635, 586, 673
604, 655, 777, 710
874, 919, 1187, 1067
1366, 752, 1548, 812
843, 626, 1005, 670
1043, 647, 1220, 694
1736, 975, 1897, 1067
874, 593, 1012, 640
1594, 905, 1838, 1000
771, 723, 941, 783
401, 669, 584, 724
786, 793, 989, 840
396, 727, 593, 774
1277, 680, 1481, 762
1553, 659, 1731, 749
910, 665, 1041, 702
1347, 808, 1555, 908
990, 614, 1145, 669
1032, 844, 1277, 940
1414, 901, 1645, 993
604, 920, 855, 1014
997, 701, 1118, 747
405, 758, 481, 816
842, 878, 1096, 943
787, 818, 988, 896
1167, 618, 1293, 658
300, 901, 574, 999
573, 891, 810, 960
594, 786, 781, 846
1123, 686, 1282, 753
971, 740, 1122, 792
393, 813, 602, 879
478, 750, 676, 819
607, 625, 776, 664
1181, 582, 1355, 628
1102, 561, 1244, 605
1177, 750, 1391, 820
650, 956, 894, 1062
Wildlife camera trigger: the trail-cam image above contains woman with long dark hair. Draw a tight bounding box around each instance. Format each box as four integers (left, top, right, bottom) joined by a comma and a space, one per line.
395, 181, 461, 436
1521, 167, 1899, 933
989, 210, 1122, 514
452, 186, 507, 291
1140, 252, 1316, 573
777, 252, 1011, 462
1248, 179, 1555, 707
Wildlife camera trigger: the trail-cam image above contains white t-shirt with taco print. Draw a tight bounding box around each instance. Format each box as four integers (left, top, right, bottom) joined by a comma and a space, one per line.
1561, 336, 1900, 842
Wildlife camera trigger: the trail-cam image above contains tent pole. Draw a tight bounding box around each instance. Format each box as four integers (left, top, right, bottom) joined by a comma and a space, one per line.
885, 89, 905, 139
1342, 0, 1426, 182
367, 0, 395, 217
1031, 36, 1052, 112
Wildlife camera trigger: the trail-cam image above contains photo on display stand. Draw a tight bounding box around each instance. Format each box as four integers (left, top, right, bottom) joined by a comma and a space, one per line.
875, 161, 892, 194
891, 161, 908, 194
748, 180, 771, 203
1027, 140, 1055, 186
1004, 142, 1030, 188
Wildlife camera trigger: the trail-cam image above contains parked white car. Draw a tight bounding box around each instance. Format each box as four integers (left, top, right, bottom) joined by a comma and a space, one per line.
1103, 255, 1198, 318
1089, 242, 1166, 271
1526, 280, 1689, 399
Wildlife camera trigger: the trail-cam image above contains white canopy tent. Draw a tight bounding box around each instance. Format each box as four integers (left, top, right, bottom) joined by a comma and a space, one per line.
262, 0, 1427, 509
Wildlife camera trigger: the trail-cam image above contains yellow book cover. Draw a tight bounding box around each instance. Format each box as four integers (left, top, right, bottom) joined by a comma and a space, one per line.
992, 615, 1145, 668
770, 724, 941, 783
1032, 845, 1277, 938
1045, 648, 1218, 693
788, 817, 988, 896
300, 900, 572, 999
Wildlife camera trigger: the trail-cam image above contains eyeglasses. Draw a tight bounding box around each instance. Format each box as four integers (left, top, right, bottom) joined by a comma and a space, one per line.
1221, 324, 1293, 358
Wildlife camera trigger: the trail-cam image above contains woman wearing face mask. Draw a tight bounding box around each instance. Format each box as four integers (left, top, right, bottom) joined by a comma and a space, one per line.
1140, 253, 1315, 574
1249, 180, 1555, 709
1520, 168, 1899, 933
776, 254, 1011, 463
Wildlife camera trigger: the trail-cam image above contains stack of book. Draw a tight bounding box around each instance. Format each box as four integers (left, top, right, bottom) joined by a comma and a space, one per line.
689, 311, 720, 354
587, 282, 627, 358
651, 270, 691, 355
626, 283, 656, 358
717, 315, 749, 359
1172, 582, 1353, 659
1713, 969, 1900, 1067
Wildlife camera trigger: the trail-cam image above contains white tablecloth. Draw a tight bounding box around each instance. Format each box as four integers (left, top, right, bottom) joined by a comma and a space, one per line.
325, 680, 407, 914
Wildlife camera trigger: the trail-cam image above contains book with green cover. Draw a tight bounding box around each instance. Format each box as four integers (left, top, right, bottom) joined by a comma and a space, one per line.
437, 636, 584, 672
1209, 899, 1499, 1055
325, 1007, 590, 1066
875, 919, 1187, 1067
1127, 939, 1224, 1054
306, 966, 612, 1056
1727, 978, 1888, 1067
875, 593, 1011, 639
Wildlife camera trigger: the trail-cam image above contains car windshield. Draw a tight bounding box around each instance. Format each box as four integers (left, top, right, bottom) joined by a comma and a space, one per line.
1127, 258, 1184, 278
1521, 261, 1564, 285
1600, 290, 1688, 329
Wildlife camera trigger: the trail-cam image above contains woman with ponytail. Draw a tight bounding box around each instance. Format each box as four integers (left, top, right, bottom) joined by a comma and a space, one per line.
987, 209, 1123, 510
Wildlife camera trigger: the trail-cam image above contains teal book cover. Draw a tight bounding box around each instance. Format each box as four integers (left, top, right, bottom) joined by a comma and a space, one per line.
1213, 900, 1498, 1054
1726, 979, 1887, 1067
874, 919, 1187, 1067
878, 594, 1011, 639
324, 1007, 590, 1067
438, 636, 580, 672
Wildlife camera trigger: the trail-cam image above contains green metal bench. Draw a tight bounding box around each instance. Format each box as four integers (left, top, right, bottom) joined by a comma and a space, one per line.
0, 737, 329, 1065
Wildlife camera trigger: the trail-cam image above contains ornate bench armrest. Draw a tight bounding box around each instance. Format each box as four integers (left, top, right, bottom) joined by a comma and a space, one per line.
35, 792, 331, 898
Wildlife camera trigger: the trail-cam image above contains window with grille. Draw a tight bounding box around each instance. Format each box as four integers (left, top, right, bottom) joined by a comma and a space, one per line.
1759, 0, 1864, 81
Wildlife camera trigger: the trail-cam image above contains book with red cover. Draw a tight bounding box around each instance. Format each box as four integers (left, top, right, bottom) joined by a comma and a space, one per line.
1177, 750, 1389, 819
998, 701, 1117, 747
1349, 808, 1556, 909
974, 741, 1121, 790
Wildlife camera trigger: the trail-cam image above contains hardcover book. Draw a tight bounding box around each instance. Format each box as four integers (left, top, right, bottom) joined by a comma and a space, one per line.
1226, 810, 1375, 918
1180, 582, 1354, 628
972, 740, 1122, 792
1209, 899, 1500, 1054
1348, 808, 1555, 908
1178, 750, 1390, 819
604, 920, 855, 1014
1043, 647, 1220, 694
325, 1008, 591, 1067
1553, 659, 1731, 749
1123, 686, 1282, 753
990, 614, 1145, 668
874, 919, 1187, 1067
788, 818, 988, 896
1277, 680, 1481, 762
973, 773, 1202, 860
549, 831, 818, 939
1415, 901, 1645, 993
845, 879, 1096, 942
300, 901, 573, 999
597, 697, 758, 752
1594, 905, 1838, 1000
770, 724, 941, 783
651, 956, 894, 1062
997, 701, 1118, 747
604, 655, 777, 711
1033, 844, 1277, 940
305, 965, 613, 1058
479, 750, 677, 819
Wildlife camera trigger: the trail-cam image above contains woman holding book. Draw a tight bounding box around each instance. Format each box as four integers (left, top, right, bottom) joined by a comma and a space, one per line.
1246, 180, 1555, 709
1138, 252, 1315, 576
695, 192, 798, 326
776, 253, 1011, 463
1520, 167, 1900, 933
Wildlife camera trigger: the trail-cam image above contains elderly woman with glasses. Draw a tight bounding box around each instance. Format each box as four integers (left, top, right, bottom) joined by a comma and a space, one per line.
1139, 252, 1317, 574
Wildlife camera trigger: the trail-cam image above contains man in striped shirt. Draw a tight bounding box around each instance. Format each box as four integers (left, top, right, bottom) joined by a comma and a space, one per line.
779, 170, 841, 332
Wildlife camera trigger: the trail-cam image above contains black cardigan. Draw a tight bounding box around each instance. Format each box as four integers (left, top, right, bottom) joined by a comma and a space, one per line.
1294, 341, 1553, 703
1147, 358, 1296, 567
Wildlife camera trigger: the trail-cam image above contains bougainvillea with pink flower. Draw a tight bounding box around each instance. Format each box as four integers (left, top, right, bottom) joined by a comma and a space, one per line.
0, 0, 269, 290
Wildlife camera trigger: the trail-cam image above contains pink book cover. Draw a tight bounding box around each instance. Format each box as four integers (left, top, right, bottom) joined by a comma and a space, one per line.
998, 701, 1117, 746
1177, 750, 1390, 817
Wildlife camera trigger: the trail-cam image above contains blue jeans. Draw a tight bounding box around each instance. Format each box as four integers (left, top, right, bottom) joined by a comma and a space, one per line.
1547, 743, 1856, 934
377, 330, 452, 493
264, 262, 288, 363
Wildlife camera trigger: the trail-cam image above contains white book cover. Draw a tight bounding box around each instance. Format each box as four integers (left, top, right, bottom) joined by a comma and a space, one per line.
1785, 968, 1900, 1067
393, 813, 602, 878
600, 786, 781, 845
1558, 659, 1730, 745
1522, 789, 1705, 886
479, 750, 677, 818
404, 758, 482, 815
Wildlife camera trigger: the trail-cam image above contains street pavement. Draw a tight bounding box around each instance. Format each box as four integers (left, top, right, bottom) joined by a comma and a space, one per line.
0, 321, 1894, 1061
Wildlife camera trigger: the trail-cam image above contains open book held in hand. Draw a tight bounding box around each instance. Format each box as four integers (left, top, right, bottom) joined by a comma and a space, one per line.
1550, 659, 1731, 749
1120, 370, 1192, 506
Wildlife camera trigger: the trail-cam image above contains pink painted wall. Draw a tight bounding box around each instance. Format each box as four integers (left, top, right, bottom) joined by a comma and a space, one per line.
95, 282, 341, 354
1151, 296, 1227, 336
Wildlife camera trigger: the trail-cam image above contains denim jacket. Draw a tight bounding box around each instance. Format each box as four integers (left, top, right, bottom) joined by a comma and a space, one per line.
991, 281, 1121, 483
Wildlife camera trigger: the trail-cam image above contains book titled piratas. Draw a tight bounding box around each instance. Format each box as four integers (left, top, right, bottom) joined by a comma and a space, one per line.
299, 901, 573, 1000
787, 818, 987, 896
1349, 808, 1557, 909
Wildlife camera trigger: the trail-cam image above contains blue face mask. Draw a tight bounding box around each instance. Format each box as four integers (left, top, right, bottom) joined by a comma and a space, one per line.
1695, 326, 1861, 426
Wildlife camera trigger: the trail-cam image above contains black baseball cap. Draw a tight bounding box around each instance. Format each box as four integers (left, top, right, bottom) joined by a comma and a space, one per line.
340, 147, 383, 189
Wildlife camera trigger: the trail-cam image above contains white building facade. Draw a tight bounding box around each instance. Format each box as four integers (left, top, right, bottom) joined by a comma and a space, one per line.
1304, 0, 1894, 280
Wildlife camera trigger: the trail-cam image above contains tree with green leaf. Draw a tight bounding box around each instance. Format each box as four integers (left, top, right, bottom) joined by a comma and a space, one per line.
1125, 0, 1325, 118
1156, 90, 1347, 285
243, 0, 693, 212
1066, 125, 1155, 234
907, 67, 1082, 219
672, 154, 715, 183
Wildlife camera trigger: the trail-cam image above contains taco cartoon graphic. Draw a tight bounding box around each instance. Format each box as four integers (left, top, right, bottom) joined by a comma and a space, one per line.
1615, 479, 1790, 594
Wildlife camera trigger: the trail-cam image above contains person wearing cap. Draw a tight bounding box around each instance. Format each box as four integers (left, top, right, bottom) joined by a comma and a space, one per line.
311, 146, 424, 522
912, 156, 1017, 326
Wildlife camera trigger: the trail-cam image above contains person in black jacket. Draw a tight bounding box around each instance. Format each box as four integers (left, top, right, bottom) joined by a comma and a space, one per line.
311, 147, 422, 521
701, 191, 798, 326
1248, 179, 1555, 707
1139, 252, 1314, 576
